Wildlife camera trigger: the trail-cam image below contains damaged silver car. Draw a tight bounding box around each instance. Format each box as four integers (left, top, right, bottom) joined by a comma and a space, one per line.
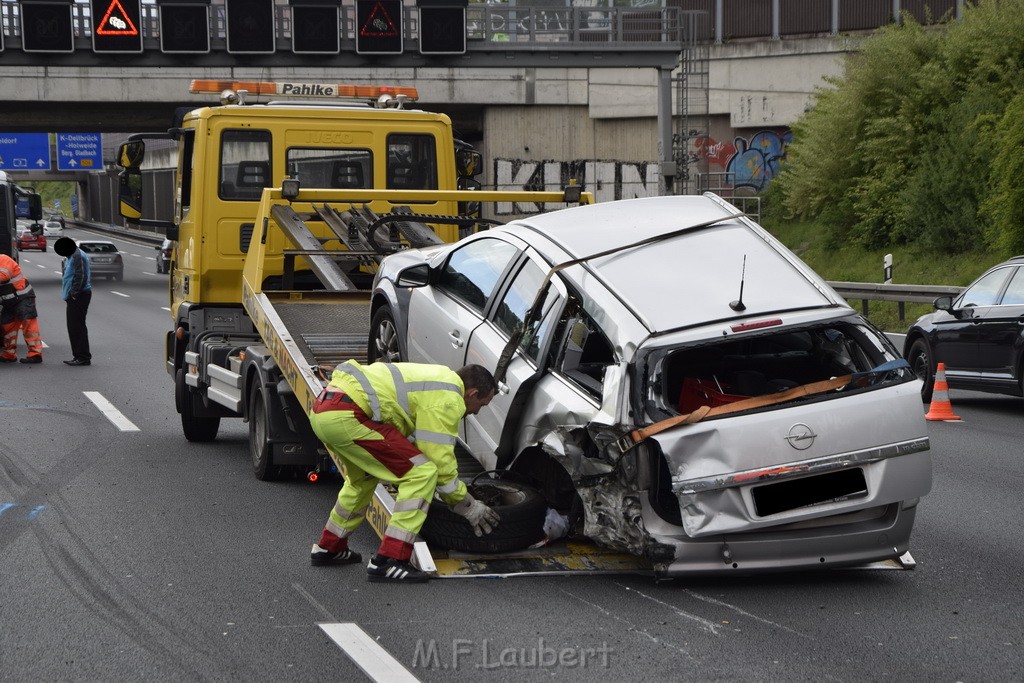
369, 194, 932, 575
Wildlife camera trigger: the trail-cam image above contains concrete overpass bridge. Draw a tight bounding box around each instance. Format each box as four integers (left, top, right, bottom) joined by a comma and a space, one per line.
0, 0, 967, 221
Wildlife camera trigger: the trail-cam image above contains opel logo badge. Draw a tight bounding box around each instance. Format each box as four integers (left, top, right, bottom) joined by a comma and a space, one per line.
784, 423, 817, 450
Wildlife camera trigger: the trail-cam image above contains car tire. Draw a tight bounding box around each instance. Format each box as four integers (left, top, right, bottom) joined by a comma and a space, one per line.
176, 368, 221, 442
369, 307, 403, 363
249, 387, 281, 481
115, 272, 123, 282
907, 338, 934, 403
420, 480, 547, 554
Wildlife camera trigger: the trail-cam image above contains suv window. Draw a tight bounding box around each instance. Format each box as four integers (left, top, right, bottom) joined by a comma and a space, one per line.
219, 129, 272, 201
958, 267, 1012, 308
79, 243, 117, 254
436, 238, 519, 313
999, 267, 1024, 305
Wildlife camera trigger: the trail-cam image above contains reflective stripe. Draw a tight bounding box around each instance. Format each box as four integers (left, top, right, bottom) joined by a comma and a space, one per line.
384, 525, 419, 544
338, 361, 381, 421
15, 283, 32, 296
409, 454, 431, 467
393, 498, 430, 514
413, 429, 456, 446
387, 363, 409, 414
436, 479, 460, 494
405, 380, 461, 395
333, 502, 367, 520
325, 518, 354, 538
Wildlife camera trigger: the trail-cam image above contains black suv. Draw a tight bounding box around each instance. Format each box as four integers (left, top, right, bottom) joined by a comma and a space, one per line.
904, 256, 1024, 402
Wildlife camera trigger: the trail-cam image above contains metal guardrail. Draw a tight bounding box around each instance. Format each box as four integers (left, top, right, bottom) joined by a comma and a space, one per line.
828, 281, 963, 320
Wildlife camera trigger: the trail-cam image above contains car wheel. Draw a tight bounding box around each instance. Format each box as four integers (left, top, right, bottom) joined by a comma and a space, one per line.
249, 387, 281, 481
420, 479, 548, 554
369, 307, 403, 363
176, 368, 221, 442
115, 272, 123, 282
908, 338, 934, 403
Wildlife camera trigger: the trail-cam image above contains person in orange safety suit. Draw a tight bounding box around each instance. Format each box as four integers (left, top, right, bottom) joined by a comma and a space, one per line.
309, 361, 501, 583
0, 253, 43, 364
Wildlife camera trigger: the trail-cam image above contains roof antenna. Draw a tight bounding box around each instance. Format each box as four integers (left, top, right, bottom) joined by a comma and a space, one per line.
729, 254, 747, 312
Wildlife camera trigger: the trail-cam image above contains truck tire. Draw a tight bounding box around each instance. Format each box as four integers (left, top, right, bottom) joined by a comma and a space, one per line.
420, 480, 547, 554
248, 388, 281, 481
176, 368, 221, 442
369, 307, 403, 363
907, 338, 934, 403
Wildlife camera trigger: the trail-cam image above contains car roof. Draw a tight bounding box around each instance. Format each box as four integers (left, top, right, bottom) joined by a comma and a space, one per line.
503, 195, 839, 333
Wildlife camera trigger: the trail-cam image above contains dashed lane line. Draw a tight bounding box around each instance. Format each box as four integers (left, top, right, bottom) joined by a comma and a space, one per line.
83, 391, 140, 432
319, 623, 419, 683
111, 291, 130, 297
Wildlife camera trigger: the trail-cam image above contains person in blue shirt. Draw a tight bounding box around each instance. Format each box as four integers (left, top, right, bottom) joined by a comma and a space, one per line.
54, 237, 92, 366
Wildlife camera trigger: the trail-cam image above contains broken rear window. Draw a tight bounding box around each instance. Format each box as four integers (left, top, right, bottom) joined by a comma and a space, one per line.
654, 320, 912, 417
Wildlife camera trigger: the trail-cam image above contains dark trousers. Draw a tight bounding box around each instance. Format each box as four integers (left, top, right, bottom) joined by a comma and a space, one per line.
67, 289, 92, 361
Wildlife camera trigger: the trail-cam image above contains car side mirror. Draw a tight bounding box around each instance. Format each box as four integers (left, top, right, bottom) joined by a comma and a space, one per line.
396, 264, 430, 287
933, 295, 954, 312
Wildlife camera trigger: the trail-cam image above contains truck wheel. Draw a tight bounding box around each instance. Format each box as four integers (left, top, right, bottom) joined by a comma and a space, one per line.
369, 308, 403, 363
907, 339, 934, 403
176, 368, 220, 442
249, 388, 281, 481
420, 480, 547, 554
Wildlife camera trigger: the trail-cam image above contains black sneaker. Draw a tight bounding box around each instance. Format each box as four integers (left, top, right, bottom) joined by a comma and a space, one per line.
366, 555, 429, 583
310, 544, 362, 566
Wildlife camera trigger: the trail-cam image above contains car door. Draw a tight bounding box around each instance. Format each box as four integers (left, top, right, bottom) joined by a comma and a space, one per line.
976, 266, 1024, 383
405, 233, 523, 380
936, 266, 1013, 379
461, 251, 570, 470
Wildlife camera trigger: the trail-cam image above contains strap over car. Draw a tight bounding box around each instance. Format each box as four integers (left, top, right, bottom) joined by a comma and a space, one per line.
614, 359, 911, 454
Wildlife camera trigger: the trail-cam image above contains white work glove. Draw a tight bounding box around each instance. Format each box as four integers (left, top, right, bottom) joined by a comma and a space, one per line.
451, 493, 500, 537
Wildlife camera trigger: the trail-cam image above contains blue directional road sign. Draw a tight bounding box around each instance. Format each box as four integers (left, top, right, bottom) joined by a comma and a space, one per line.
57, 133, 102, 171
0, 133, 51, 171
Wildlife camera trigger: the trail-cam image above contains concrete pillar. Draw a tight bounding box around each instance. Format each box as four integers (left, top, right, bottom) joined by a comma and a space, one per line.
657, 66, 675, 195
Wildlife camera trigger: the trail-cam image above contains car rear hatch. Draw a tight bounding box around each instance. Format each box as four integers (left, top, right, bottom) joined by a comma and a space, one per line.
641, 316, 931, 537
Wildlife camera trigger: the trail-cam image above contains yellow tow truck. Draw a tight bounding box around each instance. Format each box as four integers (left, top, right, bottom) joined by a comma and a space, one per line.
115, 78, 590, 483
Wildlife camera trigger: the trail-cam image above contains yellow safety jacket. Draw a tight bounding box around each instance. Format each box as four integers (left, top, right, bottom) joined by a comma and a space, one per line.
329, 360, 469, 504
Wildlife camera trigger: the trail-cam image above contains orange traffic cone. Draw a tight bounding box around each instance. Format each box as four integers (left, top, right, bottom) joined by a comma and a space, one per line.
925, 362, 961, 421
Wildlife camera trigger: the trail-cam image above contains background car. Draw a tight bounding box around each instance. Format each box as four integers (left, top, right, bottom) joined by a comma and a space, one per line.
15, 226, 46, 252
76, 240, 123, 281
156, 238, 172, 273
42, 220, 64, 238
904, 255, 1024, 402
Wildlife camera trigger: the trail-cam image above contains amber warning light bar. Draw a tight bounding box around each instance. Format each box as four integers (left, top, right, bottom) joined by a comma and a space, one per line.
189, 80, 418, 101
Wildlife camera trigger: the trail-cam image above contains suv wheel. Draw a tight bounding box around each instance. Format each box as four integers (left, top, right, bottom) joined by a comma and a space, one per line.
907, 338, 934, 403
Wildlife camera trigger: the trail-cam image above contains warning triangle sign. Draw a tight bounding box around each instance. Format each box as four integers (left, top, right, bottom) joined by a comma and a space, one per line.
360, 1, 399, 37
96, 0, 139, 36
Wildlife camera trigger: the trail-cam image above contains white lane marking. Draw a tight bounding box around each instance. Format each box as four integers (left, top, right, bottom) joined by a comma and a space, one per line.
83, 391, 140, 432
614, 583, 722, 635
319, 623, 419, 683
145, 256, 156, 261
111, 291, 130, 297
560, 587, 693, 657
161, 306, 171, 311
53, 270, 63, 275
144, 271, 162, 277
36, 264, 46, 269
681, 589, 811, 638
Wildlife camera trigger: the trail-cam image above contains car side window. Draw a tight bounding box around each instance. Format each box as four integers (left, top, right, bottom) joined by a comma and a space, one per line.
958, 268, 1011, 308
999, 267, 1024, 305
556, 311, 615, 399
493, 258, 560, 361
435, 238, 519, 313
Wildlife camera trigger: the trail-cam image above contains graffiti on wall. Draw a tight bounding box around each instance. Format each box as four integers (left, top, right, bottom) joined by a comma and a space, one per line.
494, 158, 658, 214
697, 129, 792, 192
